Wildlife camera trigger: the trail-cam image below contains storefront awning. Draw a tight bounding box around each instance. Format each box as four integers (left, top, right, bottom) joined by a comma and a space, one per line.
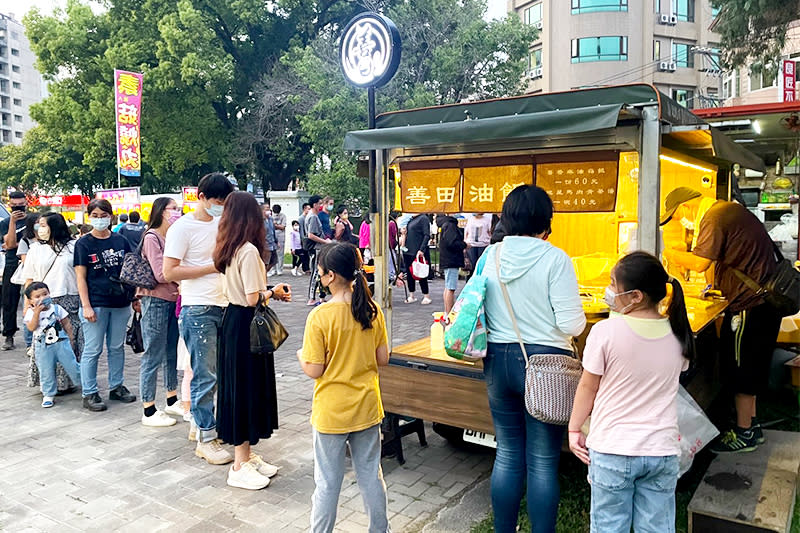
343, 103, 624, 152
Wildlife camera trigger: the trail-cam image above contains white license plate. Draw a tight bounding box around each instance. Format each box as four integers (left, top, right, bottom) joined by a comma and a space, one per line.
463, 429, 497, 448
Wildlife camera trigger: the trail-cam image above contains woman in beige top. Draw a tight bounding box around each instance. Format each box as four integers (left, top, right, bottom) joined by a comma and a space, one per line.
213, 192, 290, 491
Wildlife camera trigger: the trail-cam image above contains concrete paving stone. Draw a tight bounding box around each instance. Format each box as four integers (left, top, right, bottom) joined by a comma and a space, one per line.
442, 481, 469, 499
333, 519, 364, 532
389, 512, 416, 531
402, 498, 440, 518
419, 484, 449, 506
115, 513, 171, 532
340, 493, 366, 514
391, 480, 430, 499
386, 492, 415, 514
233, 501, 286, 525
184, 518, 231, 533
386, 467, 425, 487
140, 468, 190, 489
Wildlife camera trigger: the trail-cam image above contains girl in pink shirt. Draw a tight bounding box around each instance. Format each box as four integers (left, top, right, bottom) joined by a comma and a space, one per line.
568, 251, 694, 533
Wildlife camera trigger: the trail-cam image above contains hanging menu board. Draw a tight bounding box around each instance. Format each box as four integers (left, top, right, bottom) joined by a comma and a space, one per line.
536, 157, 618, 212
399, 162, 461, 213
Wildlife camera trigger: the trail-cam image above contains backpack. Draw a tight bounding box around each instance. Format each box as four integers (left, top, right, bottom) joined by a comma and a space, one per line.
444, 250, 489, 361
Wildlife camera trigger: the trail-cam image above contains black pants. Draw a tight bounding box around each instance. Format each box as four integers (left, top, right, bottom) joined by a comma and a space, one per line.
1, 263, 21, 337
403, 253, 429, 295
291, 251, 302, 269
467, 246, 487, 272
307, 249, 325, 301
296, 249, 309, 272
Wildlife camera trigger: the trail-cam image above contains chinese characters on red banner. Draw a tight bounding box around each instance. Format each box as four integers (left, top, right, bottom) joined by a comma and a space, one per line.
114, 70, 143, 177
782, 60, 796, 103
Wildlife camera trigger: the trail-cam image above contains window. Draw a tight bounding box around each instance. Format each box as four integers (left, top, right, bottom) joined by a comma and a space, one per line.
14, 131, 21, 139
11, 65, 20, 73
528, 49, 543, 69
571, 36, 628, 63
571, 0, 627, 14
10, 48, 18, 56
14, 114, 22, 122
2, 131, 10, 143
711, 6, 720, 18
1, 96, 8, 109
524, 3, 542, 25
749, 63, 778, 91
672, 0, 695, 22
13, 98, 20, 106
12, 82, 19, 90
0, 80, 6, 92
654, 40, 661, 61
0, 63, 6, 73
672, 42, 694, 68
723, 69, 738, 100
672, 88, 694, 108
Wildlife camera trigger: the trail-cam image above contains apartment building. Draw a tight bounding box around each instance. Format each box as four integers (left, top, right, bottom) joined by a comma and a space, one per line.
721, 21, 800, 106
0, 13, 44, 146
509, 0, 723, 109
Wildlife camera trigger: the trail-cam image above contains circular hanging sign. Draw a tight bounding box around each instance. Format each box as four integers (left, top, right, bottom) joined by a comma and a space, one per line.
340, 12, 402, 89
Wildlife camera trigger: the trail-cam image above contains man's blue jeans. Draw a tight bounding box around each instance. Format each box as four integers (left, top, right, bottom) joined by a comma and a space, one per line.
35, 339, 81, 398
484, 342, 569, 533
589, 450, 679, 533
139, 296, 179, 403
80, 306, 131, 396
180, 305, 223, 443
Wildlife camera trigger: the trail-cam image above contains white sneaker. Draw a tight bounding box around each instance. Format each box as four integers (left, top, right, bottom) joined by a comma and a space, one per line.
195, 439, 233, 465
227, 460, 270, 490
183, 410, 193, 423
267, 268, 276, 277
163, 401, 186, 418
248, 453, 279, 478
142, 410, 177, 427
291, 267, 297, 276
188, 419, 197, 441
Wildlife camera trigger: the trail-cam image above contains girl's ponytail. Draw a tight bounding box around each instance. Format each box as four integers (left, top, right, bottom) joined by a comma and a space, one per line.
352, 269, 378, 330
615, 251, 695, 361
318, 242, 378, 330
667, 278, 695, 361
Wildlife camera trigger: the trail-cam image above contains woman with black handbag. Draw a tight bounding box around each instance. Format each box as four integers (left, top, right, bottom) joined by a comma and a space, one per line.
213, 192, 291, 491
23, 212, 80, 394
136, 197, 184, 427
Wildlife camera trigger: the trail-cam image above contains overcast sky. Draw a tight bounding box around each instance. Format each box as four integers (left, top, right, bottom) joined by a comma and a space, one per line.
3, 0, 508, 23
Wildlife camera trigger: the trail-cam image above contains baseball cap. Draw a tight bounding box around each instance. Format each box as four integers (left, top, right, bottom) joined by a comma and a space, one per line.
659, 187, 702, 226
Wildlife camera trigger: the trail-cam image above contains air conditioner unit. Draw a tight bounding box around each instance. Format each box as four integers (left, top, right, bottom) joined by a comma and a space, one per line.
528, 68, 543, 79
668, 62, 677, 71
659, 14, 670, 24
669, 15, 678, 24
659, 61, 670, 71
534, 21, 543, 30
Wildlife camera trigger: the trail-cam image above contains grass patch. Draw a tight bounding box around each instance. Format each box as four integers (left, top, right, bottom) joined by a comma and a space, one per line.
471, 390, 800, 533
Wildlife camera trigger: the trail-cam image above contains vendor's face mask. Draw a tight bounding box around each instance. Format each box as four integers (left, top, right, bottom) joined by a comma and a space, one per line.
604, 286, 636, 314
680, 217, 695, 231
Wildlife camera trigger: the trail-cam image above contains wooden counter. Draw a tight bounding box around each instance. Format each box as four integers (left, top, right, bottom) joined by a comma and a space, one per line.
382, 297, 729, 438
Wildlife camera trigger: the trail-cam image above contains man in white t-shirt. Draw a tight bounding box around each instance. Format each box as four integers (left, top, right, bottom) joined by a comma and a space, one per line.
164, 172, 234, 465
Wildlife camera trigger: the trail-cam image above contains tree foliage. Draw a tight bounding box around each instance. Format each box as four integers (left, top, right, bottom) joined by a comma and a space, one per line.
0, 0, 535, 204
713, 0, 800, 68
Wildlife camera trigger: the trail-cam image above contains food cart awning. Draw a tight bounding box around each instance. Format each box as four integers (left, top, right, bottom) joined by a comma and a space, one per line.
343, 83, 764, 171
343, 103, 624, 151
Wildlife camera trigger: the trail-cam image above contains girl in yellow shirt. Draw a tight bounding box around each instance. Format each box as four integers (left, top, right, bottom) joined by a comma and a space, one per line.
298, 242, 391, 533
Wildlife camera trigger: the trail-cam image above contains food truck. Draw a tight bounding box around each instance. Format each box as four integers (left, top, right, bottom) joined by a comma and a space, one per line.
342, 84, 766, 446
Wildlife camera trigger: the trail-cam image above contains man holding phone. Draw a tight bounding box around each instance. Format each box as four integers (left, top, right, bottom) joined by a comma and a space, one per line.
0, 191, 29, 350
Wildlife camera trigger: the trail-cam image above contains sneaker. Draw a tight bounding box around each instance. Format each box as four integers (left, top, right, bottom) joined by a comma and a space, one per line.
109, 385, 136, 403
26, 346, 33, 358
291, 267, 298, 276
227, 460, 270, 490
2, 336, 14, 350
183, 410, 193, 423
751, 420, 765, 445
195, 439, 233, 465
248, 453, 279, 478
267, 268, 276, 277
41, 396, 54, 408
188, 419, 197, 442
307, 299, 321, 306
142, 410, 177, 427
709, 428, 758, 454
83, 392, 108, 412
163, 401, 186, 418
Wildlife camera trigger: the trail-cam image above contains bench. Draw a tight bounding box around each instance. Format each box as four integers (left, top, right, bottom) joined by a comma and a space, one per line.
688, 430, 800, 532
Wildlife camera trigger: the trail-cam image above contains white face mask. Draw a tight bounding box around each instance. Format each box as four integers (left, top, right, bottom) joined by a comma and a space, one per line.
604, 286, 636, 314
37, 226, 50, 241
679, 217, 695, 231
90, 217, 111, 231
205, 204, 224, 218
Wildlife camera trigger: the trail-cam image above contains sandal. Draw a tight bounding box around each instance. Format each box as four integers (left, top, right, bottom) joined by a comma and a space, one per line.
405, 297, 418, 304
421, 297, 432, 305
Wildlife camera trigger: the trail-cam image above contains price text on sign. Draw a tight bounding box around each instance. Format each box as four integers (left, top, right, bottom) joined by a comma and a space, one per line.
536, 161, 618, 212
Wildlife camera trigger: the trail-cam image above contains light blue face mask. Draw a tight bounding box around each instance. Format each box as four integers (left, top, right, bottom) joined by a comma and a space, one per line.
90, 217, 111, 231
205, 204, 224, 218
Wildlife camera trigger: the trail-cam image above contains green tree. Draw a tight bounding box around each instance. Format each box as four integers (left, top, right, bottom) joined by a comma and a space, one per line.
1, 0, 361, 195
282, 0, 536, 210
713, 0, 800, 68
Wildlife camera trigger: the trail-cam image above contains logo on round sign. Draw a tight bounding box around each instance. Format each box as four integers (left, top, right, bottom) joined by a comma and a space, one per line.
340, 12, 401, 88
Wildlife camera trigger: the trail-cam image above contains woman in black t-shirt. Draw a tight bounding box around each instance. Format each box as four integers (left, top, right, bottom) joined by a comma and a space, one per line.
74, 199, 136, 412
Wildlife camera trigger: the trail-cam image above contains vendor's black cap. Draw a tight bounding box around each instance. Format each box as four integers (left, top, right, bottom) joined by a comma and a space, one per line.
660, 187, 702, 226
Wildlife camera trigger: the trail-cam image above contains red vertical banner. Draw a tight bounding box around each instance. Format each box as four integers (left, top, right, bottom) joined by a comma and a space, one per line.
114, 70, 143, 177
781, 60, 796, 102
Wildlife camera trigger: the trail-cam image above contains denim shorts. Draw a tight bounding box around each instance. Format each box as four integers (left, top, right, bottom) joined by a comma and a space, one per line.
443, 267, 459, 291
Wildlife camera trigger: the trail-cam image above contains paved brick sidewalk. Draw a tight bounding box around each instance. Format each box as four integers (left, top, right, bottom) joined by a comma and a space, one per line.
0, 276, 493, 532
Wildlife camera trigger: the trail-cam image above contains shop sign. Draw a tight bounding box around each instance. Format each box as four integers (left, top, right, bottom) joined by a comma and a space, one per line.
340, 12, 401, 89
536, 160, 618, 212
182, 186, 199, 204
780, 60, 796, 102
114, 70, 143, 177
96, 187, 141, 215
37, 194, 90, 208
